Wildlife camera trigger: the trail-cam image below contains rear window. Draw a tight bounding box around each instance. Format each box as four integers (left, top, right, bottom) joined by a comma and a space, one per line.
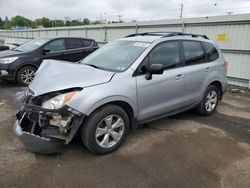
66, 38, 83, 49
203, 42, 219, 62
183, 41, 206, 65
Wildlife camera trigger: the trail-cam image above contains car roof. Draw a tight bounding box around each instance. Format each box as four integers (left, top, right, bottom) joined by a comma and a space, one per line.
37, 36, 94, 41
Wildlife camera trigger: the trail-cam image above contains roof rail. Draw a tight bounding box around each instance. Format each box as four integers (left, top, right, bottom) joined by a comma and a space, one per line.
125, 32, 167, 37
125, 32, 209, 40
163, 32, 209, 39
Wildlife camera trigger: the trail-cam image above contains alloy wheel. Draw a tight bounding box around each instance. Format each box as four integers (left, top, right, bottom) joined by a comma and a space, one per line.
20, 68, 35, 84
95, 114, 125, 148
205, 90, 218, 112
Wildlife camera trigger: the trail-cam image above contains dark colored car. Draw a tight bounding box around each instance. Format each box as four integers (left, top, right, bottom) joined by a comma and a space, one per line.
0, 45, 10, 51
0, 37, 98, 85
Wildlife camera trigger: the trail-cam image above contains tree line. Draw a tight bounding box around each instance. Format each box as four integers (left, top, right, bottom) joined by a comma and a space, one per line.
0, 16, 103, 29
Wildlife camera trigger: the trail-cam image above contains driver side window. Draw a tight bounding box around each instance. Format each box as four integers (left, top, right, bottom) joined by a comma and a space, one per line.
44, 39, 65, 52
149, 41, 180, 69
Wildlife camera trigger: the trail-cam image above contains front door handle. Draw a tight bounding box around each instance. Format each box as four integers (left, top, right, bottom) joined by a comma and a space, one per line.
175, 74, 184, 80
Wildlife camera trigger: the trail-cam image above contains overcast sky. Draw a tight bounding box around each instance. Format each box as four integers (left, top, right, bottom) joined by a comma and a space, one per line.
0, 0, 250, 21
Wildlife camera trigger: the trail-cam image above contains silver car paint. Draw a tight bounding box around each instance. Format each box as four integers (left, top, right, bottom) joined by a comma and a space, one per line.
29, 59, 115, 96
29, 36, 227, 122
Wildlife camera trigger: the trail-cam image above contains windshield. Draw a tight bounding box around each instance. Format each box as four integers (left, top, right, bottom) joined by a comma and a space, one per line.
15, 38, 51, 52
82, 41, 150, 72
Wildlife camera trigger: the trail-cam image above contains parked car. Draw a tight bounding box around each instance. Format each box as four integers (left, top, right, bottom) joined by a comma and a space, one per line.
14, 32, 228, 154
0, 37, 98, 85
0, 45, 10, 51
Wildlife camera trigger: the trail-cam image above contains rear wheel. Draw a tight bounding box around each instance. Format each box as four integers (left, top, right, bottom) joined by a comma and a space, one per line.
196, 85, 219, 116
81, 105, 129, 154
16, 66, 36, 86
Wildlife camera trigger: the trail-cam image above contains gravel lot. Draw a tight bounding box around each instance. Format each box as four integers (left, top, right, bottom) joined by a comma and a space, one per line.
0, 81, 250, 188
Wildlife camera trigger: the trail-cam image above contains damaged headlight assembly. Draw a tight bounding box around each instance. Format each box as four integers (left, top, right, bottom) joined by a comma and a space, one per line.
42, 91, 79, 110
14, 90, 85, 154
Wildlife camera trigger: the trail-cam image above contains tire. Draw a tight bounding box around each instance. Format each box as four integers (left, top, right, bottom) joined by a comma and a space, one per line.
81, 104, 129, 154
196, 85, 219, 116
16, 66, 37, 86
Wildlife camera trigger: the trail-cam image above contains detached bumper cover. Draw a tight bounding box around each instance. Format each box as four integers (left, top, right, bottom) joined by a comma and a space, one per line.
14, 119, 63, 154
13, 91, 85, 154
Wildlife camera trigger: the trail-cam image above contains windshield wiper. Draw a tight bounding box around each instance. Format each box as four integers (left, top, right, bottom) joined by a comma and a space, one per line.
85, 64, 102, 69
12, 49, 22, 52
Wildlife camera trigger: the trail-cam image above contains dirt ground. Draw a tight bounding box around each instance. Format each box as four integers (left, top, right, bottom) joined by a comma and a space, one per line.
0, 81, 250, 188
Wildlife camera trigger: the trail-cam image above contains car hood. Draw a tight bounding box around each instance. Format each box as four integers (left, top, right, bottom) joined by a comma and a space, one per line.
29, 60, 115, 96
0, 50, 27, 58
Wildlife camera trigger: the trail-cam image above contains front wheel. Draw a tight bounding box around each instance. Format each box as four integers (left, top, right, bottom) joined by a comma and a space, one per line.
81, 105, 129, 154
196, 85, 219, 116
16, 66, 36, 86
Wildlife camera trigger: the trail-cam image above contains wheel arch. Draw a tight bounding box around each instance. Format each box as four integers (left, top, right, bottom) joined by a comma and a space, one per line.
15, 64, 39, 81
208, 80, 222, 100
85, 99, 138, 130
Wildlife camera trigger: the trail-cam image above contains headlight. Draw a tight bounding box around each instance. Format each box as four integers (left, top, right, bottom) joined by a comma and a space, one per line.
0, 57, 19, 64
42, 91, 78, 109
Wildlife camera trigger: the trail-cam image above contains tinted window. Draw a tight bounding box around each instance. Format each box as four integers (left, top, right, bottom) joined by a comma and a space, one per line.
45, 39, 65, 52
183, 41, 206, 65
82, 39, 92, 47
149, 41, 180, 69
66, 39, 83, 49
203, 42, 219, 62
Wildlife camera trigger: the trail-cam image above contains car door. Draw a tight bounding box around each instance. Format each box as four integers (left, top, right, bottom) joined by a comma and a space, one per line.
181, 40, 213, 108
136, 40, 185, 121
64, 38, 86, 62
42, 39, 66, 61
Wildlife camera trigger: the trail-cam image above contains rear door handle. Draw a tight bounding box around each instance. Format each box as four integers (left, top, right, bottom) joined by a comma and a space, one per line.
205, 67, 212, 72
175, 74, 184, 80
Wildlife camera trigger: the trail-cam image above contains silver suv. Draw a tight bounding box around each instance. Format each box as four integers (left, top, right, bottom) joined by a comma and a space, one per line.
14, 32, 228, 154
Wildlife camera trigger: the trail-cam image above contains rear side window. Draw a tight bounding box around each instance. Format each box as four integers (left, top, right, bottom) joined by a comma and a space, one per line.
66, 38, 83, 49
203, 42, 219, 62
45, 39, 65, 52
183, 41, 206, 65
82, 39, 92, 47
149, 41, 181, 69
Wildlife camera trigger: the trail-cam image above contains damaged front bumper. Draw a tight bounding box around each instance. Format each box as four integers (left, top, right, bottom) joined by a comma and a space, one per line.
14, 91, 85, 154
14, 119, 63, 154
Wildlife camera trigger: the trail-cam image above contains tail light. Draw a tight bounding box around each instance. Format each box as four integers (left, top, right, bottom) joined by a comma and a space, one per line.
224, 60, 229, 72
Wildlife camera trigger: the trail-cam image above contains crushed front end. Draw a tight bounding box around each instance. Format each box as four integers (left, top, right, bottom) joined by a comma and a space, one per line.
14, 90, 84, 154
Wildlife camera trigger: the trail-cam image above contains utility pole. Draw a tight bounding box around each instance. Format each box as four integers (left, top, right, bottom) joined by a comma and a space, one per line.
180, 3, 185, 32
100, 13, 106, 24
226, 11, 233, 15
117, 15, 122, 22
180, 3, 184, 19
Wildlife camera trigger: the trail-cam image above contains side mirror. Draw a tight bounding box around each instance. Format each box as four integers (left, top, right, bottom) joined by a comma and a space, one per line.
145, 64, 164, 80
42, 49, 50, 55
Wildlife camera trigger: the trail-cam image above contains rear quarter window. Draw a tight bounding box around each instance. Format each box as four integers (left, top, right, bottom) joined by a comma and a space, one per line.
82, 39, 93, 47
203, 42, 220, 62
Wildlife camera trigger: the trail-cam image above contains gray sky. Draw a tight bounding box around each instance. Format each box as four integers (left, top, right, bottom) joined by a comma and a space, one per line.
0, 0, 250, 21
